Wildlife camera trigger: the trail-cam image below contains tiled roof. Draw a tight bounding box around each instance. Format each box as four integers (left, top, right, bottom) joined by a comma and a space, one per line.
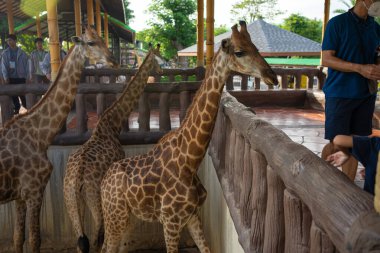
178, 19, 321, 57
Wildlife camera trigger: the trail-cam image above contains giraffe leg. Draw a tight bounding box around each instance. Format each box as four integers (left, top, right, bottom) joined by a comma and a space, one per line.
13, 199, 27, 253
163, 223, 181, 253
85, 187, 104, 252
26, 197, 42, 253
101, 189, 130, 253
186, 214, 211, 253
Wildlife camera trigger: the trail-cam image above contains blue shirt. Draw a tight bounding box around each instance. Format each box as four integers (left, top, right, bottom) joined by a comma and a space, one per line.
352, 136, 380, 194
322, 10, 380, 99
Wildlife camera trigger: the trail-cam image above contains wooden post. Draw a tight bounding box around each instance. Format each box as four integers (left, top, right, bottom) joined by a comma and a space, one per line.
46, 0, 60, 81
375, 152, 380, 213
197, 0, 204, 67
206, 0, 214, 66
159, 92, 171, 131
36, 14, 42, 37
95, 0, 102, 36
310, 221, 335, 253
6, 0, 14, 34
104, 12, 109, 47
322, 0, 330, 42
74, 0, 82, 36
87, 0, 95, 26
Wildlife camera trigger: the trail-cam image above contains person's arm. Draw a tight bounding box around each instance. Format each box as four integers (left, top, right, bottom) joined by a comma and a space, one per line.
322, 50, 380, 80
1, 53, 9, 83
325, 135, 353, 167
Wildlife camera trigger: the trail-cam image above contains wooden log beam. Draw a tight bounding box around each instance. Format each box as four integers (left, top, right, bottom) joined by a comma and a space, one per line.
219, 92, 378, 252
87, 0, 95, 26
310, 221, 335, 253
36, 14, 42, 37
206, 0, 214, 66
248, 149, 267, 252
74, 0, 82, 36
46, 0, 60, 81
263, 166, 285, 252
6, 0, 14, 34
284, 189, 312, 253
197, 0, 204, 67
104, 12, 109, 47
95, 0, 102, 36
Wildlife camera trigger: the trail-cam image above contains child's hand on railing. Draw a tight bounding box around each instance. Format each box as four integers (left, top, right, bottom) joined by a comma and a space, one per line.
326, 151, 350, 167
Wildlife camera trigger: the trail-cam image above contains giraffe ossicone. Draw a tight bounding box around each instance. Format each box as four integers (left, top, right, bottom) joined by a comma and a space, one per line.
0, 25, 117, 253
100, 21, 278, 253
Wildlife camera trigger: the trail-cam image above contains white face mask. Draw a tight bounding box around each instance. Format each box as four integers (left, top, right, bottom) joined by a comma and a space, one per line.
363, 0, 380, 17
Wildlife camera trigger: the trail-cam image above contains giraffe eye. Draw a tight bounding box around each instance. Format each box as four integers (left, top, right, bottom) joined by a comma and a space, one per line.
234, 51, 246, 58
87, 41, 96, 46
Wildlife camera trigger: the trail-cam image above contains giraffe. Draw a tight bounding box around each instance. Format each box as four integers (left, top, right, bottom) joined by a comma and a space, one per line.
63, 46, 162, 253
0, 26, 117, 253
100, 21, 278, 253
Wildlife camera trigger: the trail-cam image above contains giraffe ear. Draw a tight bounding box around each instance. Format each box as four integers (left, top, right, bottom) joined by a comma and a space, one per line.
221, 39, 232, 53
71, 36, 83, 45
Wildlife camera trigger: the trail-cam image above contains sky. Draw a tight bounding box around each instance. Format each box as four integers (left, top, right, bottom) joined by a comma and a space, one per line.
129, 0, 345, 32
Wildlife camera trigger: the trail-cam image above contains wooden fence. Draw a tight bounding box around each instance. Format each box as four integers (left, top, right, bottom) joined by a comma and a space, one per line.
208, 92, 380, 253
0, 67, 325, 146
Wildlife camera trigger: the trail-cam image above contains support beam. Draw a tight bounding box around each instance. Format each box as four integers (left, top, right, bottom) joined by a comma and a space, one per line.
46, 0, 60, 81
322, 0, 330, 42
95, 0, 102, 36
74, 0, 82, 36
87, 0, 95, 26
104, 12, 109, 47
206, 0, 214, 66
36, 14, 42, 37
6, 0, 14, 34
197, 0, 204, 67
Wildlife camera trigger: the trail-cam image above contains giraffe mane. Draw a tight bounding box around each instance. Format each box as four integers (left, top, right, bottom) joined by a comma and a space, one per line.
3, 46, 76, 128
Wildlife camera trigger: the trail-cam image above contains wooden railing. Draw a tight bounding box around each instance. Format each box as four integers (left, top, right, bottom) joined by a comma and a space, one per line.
208, 92, 380, 253
0, 67, 326, 145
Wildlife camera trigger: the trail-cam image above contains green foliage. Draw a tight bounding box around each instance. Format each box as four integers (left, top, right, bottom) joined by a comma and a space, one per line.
123, 0, 135, 25
279, 14, 322, 43
230, 0, 284, 23
214, 25, 228, 36
136, 0, 197, 60
17, 34, 38, 54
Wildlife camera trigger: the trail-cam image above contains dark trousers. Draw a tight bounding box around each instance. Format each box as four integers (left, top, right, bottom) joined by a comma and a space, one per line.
33, 74, 49, 84
9, 78, 26, 114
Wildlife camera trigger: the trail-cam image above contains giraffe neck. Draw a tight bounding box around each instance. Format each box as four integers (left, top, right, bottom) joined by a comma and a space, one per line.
176, 49, 230, 171
25, 46, 85, 146
93, 52, 155, 138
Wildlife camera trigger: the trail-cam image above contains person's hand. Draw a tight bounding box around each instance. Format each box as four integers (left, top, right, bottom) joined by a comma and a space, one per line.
326, 151, 350, 167
46, 74, 51, 81
359, 64, 380, 81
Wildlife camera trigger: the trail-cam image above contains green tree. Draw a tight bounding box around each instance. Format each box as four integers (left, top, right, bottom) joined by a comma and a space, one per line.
17, 34, 37, 54
230, 0, 283, 23
214, 24, 228, 36
137, 0, 197, 60
333, 0, 355, 14
279, 14, 322, 43
123, 0, 135, 25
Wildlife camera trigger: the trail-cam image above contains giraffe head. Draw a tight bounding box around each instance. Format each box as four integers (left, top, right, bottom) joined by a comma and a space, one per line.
71, 25, 118, 67
221, 21, 278, 85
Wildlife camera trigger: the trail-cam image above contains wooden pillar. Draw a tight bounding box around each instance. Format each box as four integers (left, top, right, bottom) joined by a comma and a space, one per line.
46, 0, 60, 81
206, 0, 214, 66
95, 0, 102, 36
197, 0, 204, 67
87, 0, 95, 26
74, 0, 82, 36
6, 0, 14, 34
322, 0, 330, 41
36, 14, 42, 37
104, 12, 109, 47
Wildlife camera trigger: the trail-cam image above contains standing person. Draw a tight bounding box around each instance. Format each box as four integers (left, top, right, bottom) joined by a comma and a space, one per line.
321, 0, 380, 181
41, 38, 67, 81
30, 37, 48, 83
1, 34, 30, 115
